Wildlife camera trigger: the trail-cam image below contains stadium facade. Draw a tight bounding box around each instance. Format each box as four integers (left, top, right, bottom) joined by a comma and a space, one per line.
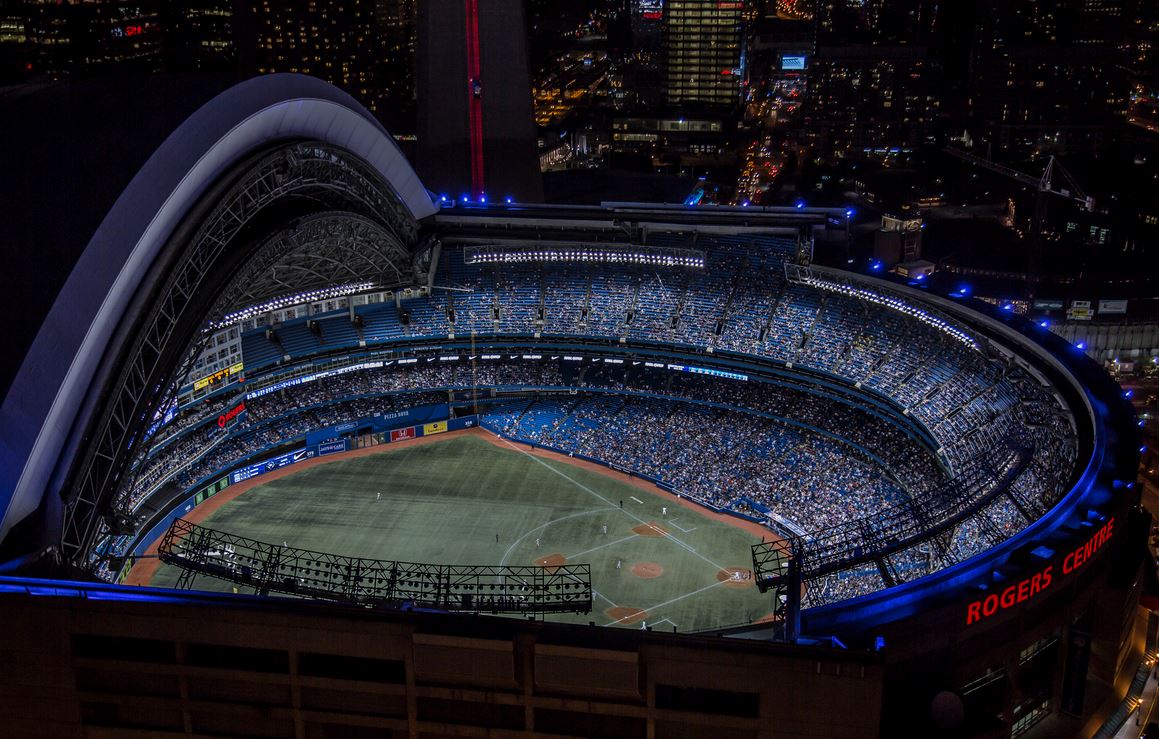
0, 76, 1146, 738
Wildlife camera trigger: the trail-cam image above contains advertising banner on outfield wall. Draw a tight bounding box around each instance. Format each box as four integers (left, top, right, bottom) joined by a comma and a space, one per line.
390, 427, 416, 442
376, 403, 449, 430
423, 421, 448, 436
229, 447, 314, 485
317, 439, 349, 456
307, 421, 358, 447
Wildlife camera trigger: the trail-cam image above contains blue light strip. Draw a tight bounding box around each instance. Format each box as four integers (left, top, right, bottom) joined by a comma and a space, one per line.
667, 363, 749, 381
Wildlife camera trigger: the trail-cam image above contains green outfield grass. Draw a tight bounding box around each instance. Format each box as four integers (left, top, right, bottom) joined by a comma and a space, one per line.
149, 433, 773, 632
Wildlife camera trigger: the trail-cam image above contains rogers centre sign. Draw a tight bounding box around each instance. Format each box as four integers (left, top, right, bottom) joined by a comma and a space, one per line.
965, 517, 1115, 626
217, 401, 246, 428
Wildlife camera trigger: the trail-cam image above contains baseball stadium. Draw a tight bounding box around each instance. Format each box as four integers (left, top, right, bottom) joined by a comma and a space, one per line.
0, 76, 1147, 738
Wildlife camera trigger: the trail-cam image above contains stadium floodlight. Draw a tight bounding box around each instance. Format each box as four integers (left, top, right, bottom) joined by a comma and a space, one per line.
463, 244, 705, 269
215, 282, 375, 328
795, 270, 979, 350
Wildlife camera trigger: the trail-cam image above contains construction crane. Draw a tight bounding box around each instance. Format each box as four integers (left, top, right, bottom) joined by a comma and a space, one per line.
945, 146, 1093, 297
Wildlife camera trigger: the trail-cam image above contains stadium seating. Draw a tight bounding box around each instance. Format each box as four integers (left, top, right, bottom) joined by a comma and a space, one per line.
230, 234, 1049, 482
136, 234, 1079, 606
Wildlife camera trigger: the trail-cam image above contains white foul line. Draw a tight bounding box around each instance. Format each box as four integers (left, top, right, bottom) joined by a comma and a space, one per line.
592, 589, 617, 608
604, 580, 727, 626
496, 436, 728, 572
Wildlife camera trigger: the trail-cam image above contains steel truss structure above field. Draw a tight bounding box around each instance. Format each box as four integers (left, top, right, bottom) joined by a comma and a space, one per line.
158, 518, 593, 615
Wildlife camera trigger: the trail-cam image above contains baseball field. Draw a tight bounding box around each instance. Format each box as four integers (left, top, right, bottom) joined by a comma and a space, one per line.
140, 429, 775, 632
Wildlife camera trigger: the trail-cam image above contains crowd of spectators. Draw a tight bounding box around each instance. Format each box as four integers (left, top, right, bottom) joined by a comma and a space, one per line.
482, 395, 913, 533
124, 231, 1084, 605
130, 345, 1076, 608
140, 357, 943, 508
576, 362, 945, 489
237, 236, 1067, 479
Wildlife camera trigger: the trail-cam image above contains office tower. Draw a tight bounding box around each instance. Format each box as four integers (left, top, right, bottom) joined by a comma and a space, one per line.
663, 0, 744, 107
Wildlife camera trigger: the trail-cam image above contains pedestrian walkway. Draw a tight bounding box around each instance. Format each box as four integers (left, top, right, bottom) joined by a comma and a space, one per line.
1102, 653, 1158, 739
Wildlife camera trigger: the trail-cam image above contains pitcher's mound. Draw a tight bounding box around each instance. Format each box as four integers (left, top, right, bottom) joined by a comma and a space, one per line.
606, 606, 648, 625
632, 522, 668, 537
535, 553, 566, 572
631, 562, 664, 579
717, 567, 753, 588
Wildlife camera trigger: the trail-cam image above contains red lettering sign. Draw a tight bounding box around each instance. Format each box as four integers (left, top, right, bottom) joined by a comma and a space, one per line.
965, 517, 1112, 626
217, 401, 246, 428
1063, 517, 1115, 574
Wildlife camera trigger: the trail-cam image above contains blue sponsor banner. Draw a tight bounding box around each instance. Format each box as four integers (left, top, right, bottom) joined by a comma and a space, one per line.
665, 363, 748, 381
229, 446, 315, 485
317, 439, 349, 456
372, 403, 449, 431
449, 416, 477, 431
306, 420, 358, 446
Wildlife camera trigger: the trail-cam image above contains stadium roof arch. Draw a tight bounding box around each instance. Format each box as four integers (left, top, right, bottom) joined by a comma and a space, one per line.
0, 74, 438, 566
